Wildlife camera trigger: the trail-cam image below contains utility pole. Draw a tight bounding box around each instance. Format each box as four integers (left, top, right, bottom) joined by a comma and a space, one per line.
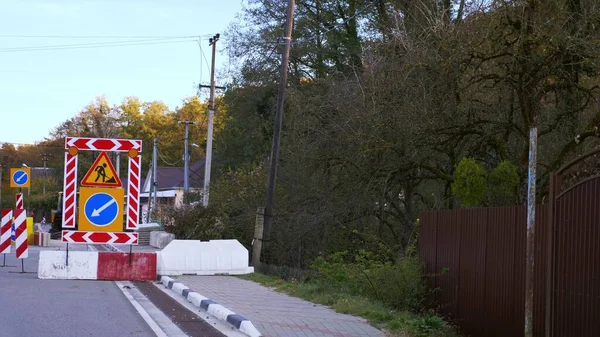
41, 153, 51, 195
152, 138, 158, 214
147, 138, 158, 222
0, 157, 5, 208
263, 0, 296, 257
198, 34, 226, 207
178, 121, 196, 196
202, 33, 219, 207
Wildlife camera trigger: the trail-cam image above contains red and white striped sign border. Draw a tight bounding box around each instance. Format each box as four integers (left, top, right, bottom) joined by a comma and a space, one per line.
14, 209, 28, 259
0, 209, 12, 254
127, 155, 141, 230
65, 137, 142, 153
62, 151, 78, 228
62, 231, 139, 245
15, 193, 23, 209
63, 136, 142, 230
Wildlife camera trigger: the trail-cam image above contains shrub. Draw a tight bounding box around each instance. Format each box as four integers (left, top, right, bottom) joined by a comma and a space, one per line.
311, 250, 429, 312
451, 158, 487, 207
162, 204, 225, 240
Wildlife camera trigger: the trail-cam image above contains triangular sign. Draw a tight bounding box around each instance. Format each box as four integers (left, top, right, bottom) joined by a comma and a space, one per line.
81, 152, 123, 187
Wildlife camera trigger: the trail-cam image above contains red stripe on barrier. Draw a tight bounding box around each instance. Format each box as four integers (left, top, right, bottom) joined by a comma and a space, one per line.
97, 252, 156, 281
15, 193, 23, 209
14, 209, 28, 259
0, 209, 12, 254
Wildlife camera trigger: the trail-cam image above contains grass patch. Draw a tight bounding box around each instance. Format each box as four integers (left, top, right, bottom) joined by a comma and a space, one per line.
238, 273, 459, 337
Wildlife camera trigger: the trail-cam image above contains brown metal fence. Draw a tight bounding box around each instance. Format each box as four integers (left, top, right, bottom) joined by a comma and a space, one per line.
420, 150, 600, 337
419, 205, 549, 337
550, 175, 600, 337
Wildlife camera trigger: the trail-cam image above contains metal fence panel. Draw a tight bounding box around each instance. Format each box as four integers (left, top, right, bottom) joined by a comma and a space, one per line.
420, 205, 548, 337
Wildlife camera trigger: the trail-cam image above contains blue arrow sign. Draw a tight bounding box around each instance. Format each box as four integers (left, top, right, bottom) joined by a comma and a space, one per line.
83, 192, 119, 227
12, 170, 29, 186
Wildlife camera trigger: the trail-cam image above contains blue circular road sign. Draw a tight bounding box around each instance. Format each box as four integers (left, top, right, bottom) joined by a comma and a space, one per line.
12, 170, 29, 186
83, 192, 119, 227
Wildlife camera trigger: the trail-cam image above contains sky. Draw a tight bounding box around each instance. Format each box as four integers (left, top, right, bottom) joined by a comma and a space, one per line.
0, 0, 244, 145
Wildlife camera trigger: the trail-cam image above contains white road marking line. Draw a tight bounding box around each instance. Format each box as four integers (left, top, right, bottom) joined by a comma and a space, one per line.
115, 281, 168, 337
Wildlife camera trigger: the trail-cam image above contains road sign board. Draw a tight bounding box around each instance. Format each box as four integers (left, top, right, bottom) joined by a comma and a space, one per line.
81, 152, 122, 187
65, 137, 142, 152
61, 230, 138, 244
78, 187, 124, 232
62, 136, 142, 230
10, 168, 30, 188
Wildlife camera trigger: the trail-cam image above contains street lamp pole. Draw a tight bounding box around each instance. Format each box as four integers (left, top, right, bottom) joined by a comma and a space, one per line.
178, 121, 196, 196
41, 153, 51, 195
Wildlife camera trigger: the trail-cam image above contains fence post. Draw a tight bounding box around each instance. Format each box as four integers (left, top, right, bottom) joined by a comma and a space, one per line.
252, 207, 265, 267
525, 125, 538, 337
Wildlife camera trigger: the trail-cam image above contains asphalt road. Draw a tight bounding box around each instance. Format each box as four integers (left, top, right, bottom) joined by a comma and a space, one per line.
0, 247, 156, 337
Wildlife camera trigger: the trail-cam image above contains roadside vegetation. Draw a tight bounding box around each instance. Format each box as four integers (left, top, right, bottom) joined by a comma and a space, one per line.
3, 2, 598, 335
240, 250, 459, 337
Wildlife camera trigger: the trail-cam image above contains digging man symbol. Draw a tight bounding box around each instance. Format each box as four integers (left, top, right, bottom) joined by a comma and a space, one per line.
94, 163, 116, 184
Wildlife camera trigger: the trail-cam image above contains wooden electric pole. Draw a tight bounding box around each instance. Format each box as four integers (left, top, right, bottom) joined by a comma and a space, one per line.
202, 33, 220, 207
262, 0, 296, 261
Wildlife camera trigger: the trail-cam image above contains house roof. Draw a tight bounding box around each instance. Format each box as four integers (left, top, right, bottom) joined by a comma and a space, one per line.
142, 159, 205, 193
29, 167, 57, 179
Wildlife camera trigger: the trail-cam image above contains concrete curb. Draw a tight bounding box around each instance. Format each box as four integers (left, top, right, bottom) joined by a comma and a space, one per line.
157, 275, 262, 337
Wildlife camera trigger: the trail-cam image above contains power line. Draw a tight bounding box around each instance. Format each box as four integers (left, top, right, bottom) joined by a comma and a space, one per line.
196, 39, 211, 87
158, 151, 182, 166
0, 34, 211, 39
0, 37, 186, 50
0, 38, 200, 53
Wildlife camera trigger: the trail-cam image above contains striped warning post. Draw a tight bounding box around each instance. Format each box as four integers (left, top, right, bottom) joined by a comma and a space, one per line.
126, 154, 141, 230
15, 193, 23, 209
0, 209, 12, 254
13, 209, 28, 259
62, 150, 78, 228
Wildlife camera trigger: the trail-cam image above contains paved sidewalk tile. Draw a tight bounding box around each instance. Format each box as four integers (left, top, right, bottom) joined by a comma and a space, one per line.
176, 275, 385, 337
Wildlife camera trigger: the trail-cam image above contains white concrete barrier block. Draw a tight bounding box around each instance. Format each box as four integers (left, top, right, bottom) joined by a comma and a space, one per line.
187, 292, 208, 307
207, 304, 235, 321
172, 282, 189, 295
210, 239, 250, 271
38, 251, 98, 280
48, 239, 63, 247
150, 231, 175, 249
192, 267, 255, 276
157, 239, 253, 276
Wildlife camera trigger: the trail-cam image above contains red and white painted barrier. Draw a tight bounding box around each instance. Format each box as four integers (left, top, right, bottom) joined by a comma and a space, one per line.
65, 137, 142, 152
127, 154, 141, 230
62, 231, 138, 244
15, 193, 23, 209
13, 209, 28, 258
34, 232, 50, 246
0, 209, 12, 254
62, 151, 78, 228
38, 251, 156, 280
